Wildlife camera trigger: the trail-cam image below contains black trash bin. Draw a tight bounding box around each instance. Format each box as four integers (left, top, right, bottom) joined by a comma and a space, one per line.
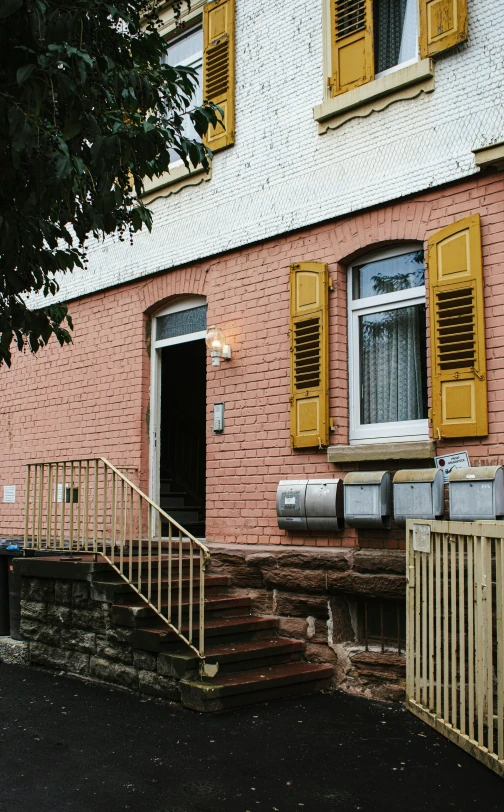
0, 548, 23, 639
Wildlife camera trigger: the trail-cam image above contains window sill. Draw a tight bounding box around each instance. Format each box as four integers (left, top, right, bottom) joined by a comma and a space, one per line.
327, 440, 436, 463
141, 162, 211, 205
473, 140, 504, 172
313, 59, 435, 133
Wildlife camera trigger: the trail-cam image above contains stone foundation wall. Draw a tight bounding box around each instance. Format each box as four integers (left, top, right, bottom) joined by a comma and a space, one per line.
208, 544, 407, 701
16, 560, 182, 701
16, 549, 406, 703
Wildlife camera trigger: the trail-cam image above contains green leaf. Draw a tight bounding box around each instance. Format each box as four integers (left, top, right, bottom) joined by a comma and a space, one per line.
16, 63, 36, 85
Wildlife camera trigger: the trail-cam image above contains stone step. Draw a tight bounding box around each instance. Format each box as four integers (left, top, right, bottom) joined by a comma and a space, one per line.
91, 574, 229, 602
132, 615, 279, 652
111, 595, 252, 627
158, 637, 306, 679
180, 662, 333, 712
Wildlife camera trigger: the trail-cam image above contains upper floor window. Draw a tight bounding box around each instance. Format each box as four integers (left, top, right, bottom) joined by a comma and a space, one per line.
164, 27, 203, 167
348, 246, 428, 444
327, 0, 468, 98
374, 0, 418, 76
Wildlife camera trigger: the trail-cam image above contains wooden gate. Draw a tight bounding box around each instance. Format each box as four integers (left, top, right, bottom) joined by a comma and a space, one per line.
406, 520, 504, 777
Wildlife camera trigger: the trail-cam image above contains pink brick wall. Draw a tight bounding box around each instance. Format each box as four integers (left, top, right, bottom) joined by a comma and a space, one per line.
1, 171, 503, 549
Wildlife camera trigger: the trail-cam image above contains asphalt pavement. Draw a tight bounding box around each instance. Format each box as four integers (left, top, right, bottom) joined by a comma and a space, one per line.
0, 662, 502, 812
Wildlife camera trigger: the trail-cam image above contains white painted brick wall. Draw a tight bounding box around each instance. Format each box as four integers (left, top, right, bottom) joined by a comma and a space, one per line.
53, 0, 504, 302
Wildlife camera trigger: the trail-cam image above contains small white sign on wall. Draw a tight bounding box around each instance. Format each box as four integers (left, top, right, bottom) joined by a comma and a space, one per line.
3, 485, 16, 503
413, 523, 431, 553
435, 451, 470, 483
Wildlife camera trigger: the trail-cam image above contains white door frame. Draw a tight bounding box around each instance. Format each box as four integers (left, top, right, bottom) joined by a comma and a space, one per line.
149, 296, 207, 506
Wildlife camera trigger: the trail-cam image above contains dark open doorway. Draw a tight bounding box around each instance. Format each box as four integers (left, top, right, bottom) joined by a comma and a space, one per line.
159, 339, 206, 537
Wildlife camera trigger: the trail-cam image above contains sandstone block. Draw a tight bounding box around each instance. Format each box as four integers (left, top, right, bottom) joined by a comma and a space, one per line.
21, 577, 55, 603
20, 618, 60, 646
72, 581, 90, 606
138, 670, 180, 700
263, 567, 328, 593
274, 551, 350, 571
350, 651, 406, 680
96, 639, 133, 664
90, 656, 138, 689
352, 550, 405, 575
133, 650, 157, 672
54, 580, 73, 605
105, 626, 135, 646
47, 604, 72, 626
326, 571, 406, 599
66, 651, 90, 676
20, 600, 47, 621
275, 592, 329, 619
328, 596, 355, 645
304, 642, 338, 665
28, 642, 67, 670
61, 629, 96, 653
72, 605, 108, 631
277, 616, 308, 639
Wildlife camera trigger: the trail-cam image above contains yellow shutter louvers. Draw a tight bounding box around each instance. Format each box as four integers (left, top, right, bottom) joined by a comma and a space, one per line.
428, 214, 488, 439
329, 0, 374, 97
419, 0, 468, 58
203, 0, 235, 152
290, 262, 329, 449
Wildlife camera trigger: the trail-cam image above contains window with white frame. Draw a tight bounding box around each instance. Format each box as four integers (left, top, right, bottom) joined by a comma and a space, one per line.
373, 0, 418, 77
164, 26, 203, 166
348, 245, 428, 444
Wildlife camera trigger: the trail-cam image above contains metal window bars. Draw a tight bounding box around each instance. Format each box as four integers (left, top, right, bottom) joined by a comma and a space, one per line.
23, 458, 212, 675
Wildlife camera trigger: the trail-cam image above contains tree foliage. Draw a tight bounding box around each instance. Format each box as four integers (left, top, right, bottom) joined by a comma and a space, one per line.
0, 0, 220, 366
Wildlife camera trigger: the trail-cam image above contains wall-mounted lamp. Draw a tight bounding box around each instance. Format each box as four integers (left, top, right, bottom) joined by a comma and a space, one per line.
205, 325, 232, 367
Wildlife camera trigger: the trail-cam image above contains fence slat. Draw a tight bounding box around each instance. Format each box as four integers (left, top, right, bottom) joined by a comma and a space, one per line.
435, 532, 442, 717
450, 535, 457, 730
458, 534, 466, 736
497, 538, 504, 760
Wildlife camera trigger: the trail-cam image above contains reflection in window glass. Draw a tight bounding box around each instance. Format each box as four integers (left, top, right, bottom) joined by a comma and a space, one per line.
359, 304, 427, 424
353, 250, 424, 299
373, 0, 418, 74
164, 28, 203, 165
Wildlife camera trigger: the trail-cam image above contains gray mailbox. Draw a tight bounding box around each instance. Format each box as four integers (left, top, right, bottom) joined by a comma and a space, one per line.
305, 479, 344, 532
393, 469, 445, 527
276, 480, 308, 530
344, 471, 392, 529
449, 466, 504, 521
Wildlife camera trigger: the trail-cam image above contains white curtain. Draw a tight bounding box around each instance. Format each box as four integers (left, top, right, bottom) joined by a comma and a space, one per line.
398, 0, 419, 64
360, 305, 425, 425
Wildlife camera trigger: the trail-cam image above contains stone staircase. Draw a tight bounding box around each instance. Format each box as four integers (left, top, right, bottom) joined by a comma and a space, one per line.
95, 554, 333, 711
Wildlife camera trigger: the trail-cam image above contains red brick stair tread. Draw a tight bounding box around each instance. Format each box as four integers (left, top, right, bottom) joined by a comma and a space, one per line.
113, 594, 251, 611
182, 662, 333, 697
204, 637, 304, 663
137, 614, 277, 637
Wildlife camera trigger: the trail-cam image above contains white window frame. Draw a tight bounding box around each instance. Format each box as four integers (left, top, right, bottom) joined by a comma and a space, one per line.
348, 244, 429, 445
149, 295, 207, 504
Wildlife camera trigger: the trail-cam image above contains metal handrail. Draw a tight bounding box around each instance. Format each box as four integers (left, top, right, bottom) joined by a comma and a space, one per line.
23, 457, 213, 675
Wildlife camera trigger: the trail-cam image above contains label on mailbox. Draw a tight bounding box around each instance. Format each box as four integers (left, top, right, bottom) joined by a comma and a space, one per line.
413, 524, 431, 553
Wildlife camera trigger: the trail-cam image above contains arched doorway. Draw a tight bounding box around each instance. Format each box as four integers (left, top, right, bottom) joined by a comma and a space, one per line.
150, 296, 207, 538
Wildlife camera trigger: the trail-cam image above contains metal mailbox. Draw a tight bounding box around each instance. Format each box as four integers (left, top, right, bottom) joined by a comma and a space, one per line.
305, 479, 344, 532
393, 469, 445, 527
276, 480, 308, 530
277, 479, 344, 532
344, 471, 392, 529
449, 466, 504, 521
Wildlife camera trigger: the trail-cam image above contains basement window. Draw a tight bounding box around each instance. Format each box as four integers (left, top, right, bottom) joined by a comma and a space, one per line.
356, 597, 406, 653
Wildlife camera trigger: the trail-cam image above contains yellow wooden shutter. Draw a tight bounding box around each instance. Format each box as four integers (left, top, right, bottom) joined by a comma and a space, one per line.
290, 262, 329, 449
203, 0, 235, 152
329, 0, 374, 97
419, 0, 468, 58
428, 214, 488, 439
